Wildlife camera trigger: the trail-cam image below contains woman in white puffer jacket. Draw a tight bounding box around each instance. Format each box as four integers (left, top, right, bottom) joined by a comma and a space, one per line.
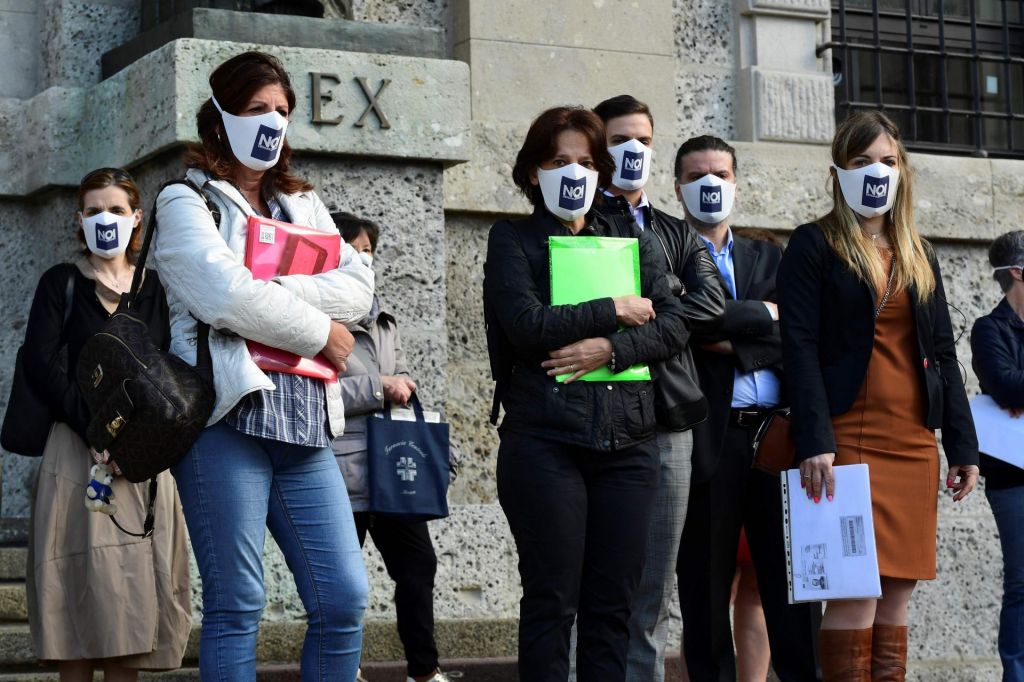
152, 51, 373, 682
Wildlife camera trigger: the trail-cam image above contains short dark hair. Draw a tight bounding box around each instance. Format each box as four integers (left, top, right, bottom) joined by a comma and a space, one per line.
512, 106, 616, 207
989, 230, 1024, 293
331, 211, 380, 252
673, 135, 738, 179
593, 94, 654, 129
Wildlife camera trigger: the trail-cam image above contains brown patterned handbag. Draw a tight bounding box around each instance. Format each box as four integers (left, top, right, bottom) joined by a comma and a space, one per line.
751, 408, 795, 475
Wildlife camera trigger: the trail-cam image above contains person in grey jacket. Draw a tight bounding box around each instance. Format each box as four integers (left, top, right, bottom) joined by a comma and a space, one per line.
331, 212, 450, 682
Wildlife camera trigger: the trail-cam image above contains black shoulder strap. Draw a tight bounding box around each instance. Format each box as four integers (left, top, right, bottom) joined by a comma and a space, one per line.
129, 178, 217, 371
59, 268, 75, 341
109, 478, 157, 539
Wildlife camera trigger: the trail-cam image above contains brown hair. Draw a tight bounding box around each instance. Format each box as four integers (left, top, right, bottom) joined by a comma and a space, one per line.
512, 106, 615, 207
185, 51, 313, 195
76, 167, 144, 263
817, 110, 934, 299
593, 94, 654, 129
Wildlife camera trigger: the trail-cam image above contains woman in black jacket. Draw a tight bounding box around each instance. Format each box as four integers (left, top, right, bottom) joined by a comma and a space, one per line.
21, 168, 191, 680
971, 230, 1024, 682
483, 106, 687, 682
778, 111, 978, 681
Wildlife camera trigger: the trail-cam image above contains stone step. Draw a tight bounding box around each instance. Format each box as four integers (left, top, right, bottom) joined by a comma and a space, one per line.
0, 618, 519, 668
0, 585, 26, 623
0, 550, 25, 582
0, 658, 521, 681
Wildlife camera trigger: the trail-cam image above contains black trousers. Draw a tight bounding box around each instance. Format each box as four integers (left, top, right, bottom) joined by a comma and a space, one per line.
679, 419, 822, 682
496, 431, 659, 682
354, 513, 439, 677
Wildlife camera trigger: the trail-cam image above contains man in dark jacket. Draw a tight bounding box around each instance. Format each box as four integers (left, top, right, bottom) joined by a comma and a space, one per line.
674, 135, 821, 682
972, 230, 1024, 681
593, 95, 726, 682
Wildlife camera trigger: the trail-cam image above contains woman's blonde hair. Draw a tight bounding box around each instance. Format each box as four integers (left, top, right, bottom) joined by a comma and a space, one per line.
818, 110, 935, 300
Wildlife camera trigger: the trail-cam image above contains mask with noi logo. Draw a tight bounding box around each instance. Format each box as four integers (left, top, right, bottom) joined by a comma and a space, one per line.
834, 162, 900, 219
537, 164, 599, 222
81, 211, 135, 259
608, 139, 652, 191
679, 174, 736, 224
212, 95, 289, 172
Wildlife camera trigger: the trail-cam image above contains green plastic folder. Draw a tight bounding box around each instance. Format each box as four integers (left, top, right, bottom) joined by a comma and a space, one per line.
549, 236, 651, 382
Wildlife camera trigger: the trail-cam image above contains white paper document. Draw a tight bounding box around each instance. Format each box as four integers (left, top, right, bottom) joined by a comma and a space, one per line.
782, 464, 882, 604
970, 394, 1024, 469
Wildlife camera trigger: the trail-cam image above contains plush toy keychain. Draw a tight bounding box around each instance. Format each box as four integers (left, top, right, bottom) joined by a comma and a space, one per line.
84, 463, 117, 515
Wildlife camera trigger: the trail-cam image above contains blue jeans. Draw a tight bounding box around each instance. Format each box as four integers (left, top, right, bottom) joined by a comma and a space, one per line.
172, 423, 368, 681
987, 485, 1024, 682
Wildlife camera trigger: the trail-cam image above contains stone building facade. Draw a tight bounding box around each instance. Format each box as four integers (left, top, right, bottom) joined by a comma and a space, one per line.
0, 0, 1019, 678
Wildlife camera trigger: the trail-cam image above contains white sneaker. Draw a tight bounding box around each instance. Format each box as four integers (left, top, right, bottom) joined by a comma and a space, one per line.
406, 672, 452, 682
356, 669, 370, 682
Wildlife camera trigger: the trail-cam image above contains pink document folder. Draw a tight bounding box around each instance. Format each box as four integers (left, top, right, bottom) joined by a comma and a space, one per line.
244, 215, 341, 382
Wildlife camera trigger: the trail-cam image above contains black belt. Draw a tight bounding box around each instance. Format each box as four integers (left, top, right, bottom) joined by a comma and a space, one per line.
729, 407, 774, 429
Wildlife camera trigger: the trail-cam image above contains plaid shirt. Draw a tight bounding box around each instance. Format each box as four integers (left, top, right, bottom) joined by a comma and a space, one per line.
225, 195, 331, 447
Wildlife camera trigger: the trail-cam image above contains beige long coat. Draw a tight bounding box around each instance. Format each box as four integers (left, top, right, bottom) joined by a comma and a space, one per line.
26, 423, 192, 668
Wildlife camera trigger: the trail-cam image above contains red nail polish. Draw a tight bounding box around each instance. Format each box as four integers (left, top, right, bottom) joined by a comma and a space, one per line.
814, 496, 820, 504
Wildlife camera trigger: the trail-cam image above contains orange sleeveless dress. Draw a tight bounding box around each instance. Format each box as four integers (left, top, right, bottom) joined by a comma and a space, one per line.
830, 248, 940, 580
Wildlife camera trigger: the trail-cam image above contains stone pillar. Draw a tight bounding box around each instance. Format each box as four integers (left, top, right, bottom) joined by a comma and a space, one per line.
448, 0, 680, 212
734, 0, 834, 144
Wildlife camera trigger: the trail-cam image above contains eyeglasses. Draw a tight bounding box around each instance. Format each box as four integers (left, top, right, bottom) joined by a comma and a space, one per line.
79, 167, 134, 185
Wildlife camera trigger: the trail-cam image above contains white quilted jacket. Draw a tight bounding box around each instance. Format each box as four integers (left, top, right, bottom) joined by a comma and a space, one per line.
152, 167, 374, 433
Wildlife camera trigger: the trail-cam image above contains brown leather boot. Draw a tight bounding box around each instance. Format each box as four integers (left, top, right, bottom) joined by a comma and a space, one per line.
871, 624, 909, 681
820, 627, 873, 681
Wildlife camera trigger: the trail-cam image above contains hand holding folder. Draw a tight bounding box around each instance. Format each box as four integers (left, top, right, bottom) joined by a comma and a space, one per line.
781, 464, 882, 603
548, 236, 651, 382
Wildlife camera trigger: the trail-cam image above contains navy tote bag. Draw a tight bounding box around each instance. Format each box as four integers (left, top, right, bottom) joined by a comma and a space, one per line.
366, 394, 451, 521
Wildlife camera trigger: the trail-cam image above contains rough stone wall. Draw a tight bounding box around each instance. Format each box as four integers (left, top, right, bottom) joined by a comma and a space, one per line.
674, 0, 737, 141
40, 0, 140, 90
352, 0, 448, 37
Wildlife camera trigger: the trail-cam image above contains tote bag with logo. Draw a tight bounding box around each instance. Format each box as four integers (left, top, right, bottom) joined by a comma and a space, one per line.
366, 394, 450, 521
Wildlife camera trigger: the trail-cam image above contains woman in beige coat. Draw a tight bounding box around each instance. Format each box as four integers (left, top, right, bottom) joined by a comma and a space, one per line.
22, 168, 191, 681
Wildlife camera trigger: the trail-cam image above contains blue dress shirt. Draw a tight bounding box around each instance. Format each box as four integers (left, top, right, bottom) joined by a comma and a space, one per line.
698, 229, 781, 409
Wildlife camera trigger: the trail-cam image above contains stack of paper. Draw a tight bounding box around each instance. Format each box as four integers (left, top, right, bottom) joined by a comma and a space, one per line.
970, 394, 1024, 468
782, 464, 882, 603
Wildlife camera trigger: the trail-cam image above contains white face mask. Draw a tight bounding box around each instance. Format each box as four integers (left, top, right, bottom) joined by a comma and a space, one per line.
608, 139, 652, 191
212, 95, 288, 172
81, 211, 135, 259
679, 174, 736, 225
358, 252, 373, 268
834, 162, 900, 219
537, 164, 599, 222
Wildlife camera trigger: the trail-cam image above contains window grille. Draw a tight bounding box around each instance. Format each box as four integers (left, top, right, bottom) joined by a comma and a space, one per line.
821, 1, 1024, 157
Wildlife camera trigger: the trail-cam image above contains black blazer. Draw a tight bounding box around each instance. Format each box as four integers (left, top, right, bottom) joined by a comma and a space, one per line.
971, 298, 1024, 489
22, 263, 170, 444
483, 207, 688, 451
778, 223, 978, 466
690, 234, 784, 483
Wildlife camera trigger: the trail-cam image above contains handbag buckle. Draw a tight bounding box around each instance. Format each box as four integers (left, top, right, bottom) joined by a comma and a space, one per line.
92, 365, 104, 388
106, 413, 126, 438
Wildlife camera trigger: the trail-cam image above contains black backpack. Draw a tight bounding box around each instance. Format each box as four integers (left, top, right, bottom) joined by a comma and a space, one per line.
76, 179, 218, 489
